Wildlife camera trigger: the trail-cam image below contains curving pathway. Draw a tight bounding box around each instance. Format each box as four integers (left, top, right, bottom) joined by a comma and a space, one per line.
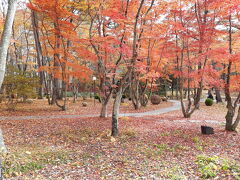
0, 100, 222, 125
0, 100, 181, 121
119, 100, 181, 117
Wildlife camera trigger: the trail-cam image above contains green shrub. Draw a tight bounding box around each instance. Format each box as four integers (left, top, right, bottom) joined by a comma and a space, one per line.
66, 92, 73, 97
196, 155, 240, 179
205, 98, 213, 106
94, 94, 101, 102
195, 155, 219, 179
94, 94, 100, 99
3, 66, 39, 99
2, 66, 39, 110
1, 150, 71, 178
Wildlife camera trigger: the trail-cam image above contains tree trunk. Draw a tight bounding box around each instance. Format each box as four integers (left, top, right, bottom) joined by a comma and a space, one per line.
232, 107, 240, 131
51, 78, 59, 104
0, 0, 18, 88
224, 14, 240, 132
176, 79, 179, 100
171, 78, 174, 99
140, 94, 148, 107
225, 107, 234, 131
215, 88, 222, 103
73, 85, 78, 103
130, 79, 141, 110
100, 102, 108, 118
111, 87, 123, 137
224, 92, 240, 131
179, 83, 197, 118
194, 87, 202, 109
0, 0, 18, 153
56, 80, 67, 111
31, 10, 45, 99
99, 90, 112, 118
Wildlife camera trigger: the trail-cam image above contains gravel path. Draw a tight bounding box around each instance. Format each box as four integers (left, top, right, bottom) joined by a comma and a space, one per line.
120, 100, 181, 117
0, 100, 181, 121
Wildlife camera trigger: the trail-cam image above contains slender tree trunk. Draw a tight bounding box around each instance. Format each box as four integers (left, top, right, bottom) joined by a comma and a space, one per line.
171, 78, 174, 99
100, 91, 112, 118
100, 102, 108, 117
46, 78, 52, 105
72, 82, 79, 103
0, 0, 18, 88
51, 79, 58, 105
31, 10, 45, 99
224, 14, 240, 131
179, 75, 197, 118
0, 0, 18, 153
51, 78, 61, 104
111, 86, 123, 137
131, 79, 141, 110
225, 106, 234, 131
194, 87, 203, 109
56, 81, 67, 111
140, 94, 148, 107
225, 92, 240, 131
215, 88, 222, 103
232, 106, 240, 131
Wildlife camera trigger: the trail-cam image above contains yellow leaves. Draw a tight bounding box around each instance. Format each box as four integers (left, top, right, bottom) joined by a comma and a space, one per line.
81, 137, 86, 141
96, 137, 101, 141
97, 130, 118, 143
0, 17, 3, 34
121, 103, 129, 107
110, 137, 116, 142
120, 116, 130, 121
71, 0, 89, 11
25, 151, 31, 155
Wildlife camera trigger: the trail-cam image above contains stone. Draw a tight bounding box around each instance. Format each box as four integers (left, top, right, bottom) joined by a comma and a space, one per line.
161, 96, 168, 102
25, 99, 33, 104
82, 102, 88, 107
151, 95, 161, 105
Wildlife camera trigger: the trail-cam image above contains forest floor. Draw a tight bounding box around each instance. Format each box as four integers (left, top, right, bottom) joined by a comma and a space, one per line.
0, 100, 239, 179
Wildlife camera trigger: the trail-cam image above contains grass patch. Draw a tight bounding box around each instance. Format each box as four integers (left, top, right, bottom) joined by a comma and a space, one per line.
159, 132, 171, 137
195, 154, 240, 179
1, 147, 73, 178
155, 143, 169, 152
192, 136, 209, 151
122, 128, 137, 137
120, 128, 137, 141
140, 143, 169, 158
170, 143, 190, 152
141, 142, 190, 159
160, 130, 187, 138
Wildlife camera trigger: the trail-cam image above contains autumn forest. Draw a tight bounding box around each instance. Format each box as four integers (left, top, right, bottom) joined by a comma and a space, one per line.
0, 0, 239, 179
